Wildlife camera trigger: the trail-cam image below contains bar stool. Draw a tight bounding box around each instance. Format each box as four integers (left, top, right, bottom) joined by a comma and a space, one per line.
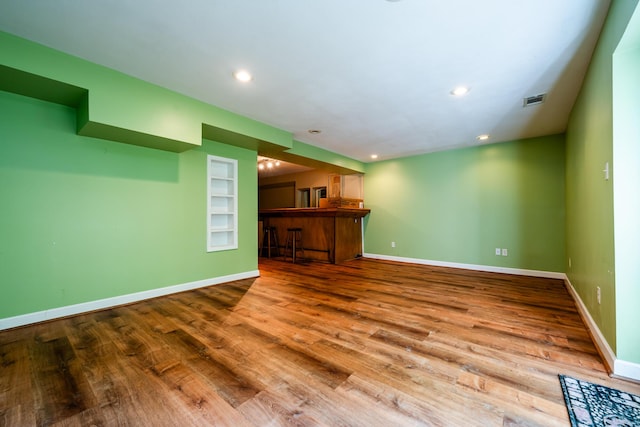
262, 226, 280, 258
284, 227, 304, 263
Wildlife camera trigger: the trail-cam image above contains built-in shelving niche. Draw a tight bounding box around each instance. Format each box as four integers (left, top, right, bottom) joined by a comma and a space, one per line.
207, 155, 238, 251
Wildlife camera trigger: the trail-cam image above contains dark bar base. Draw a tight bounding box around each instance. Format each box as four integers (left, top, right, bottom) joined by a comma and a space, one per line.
259, 208, 371, 264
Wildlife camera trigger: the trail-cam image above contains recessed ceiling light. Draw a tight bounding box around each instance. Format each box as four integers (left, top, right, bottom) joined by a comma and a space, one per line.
476, 134, 490, 141
371, 154, 378, 159
451, 86, 470, 96
308, 129, 322, 134
233, 70, 252, 82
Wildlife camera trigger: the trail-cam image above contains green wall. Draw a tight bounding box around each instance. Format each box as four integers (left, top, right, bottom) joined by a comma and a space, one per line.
363, 135, 565, 273
566, 0, 639, 360
0, 31, 364, 322
0, 90, 258, 319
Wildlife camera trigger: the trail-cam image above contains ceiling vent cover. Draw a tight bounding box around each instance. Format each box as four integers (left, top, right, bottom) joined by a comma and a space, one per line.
523, 93, 546, 107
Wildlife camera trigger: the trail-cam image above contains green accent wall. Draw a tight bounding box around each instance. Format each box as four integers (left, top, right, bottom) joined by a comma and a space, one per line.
566, 0, 639, 362
0, 30, 364, 322
363, 135, 565, 273
0, 91, 258, 318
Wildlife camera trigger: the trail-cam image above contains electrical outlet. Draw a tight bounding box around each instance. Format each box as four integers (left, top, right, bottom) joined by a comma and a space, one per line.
569, 257, 572, 268
597, 286, 601, 304
495, 248, 501, 256
501, 248, 508, 256
391, 241, 396, 248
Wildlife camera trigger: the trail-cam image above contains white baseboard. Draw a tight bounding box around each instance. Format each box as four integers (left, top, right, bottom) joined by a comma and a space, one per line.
363, 253, 565, 279
615, 359, 640, 382
0, 270, 260, 331
563, 275, 640, 382
563, 275, 617, 372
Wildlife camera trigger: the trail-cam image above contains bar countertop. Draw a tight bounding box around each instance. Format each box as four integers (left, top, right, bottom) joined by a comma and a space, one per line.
259, 207, 370, 218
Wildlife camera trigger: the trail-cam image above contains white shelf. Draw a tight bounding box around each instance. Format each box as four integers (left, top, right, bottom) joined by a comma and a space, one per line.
208, 231, 236, 250
207, 155, 238, 252
209, 160, 234, 179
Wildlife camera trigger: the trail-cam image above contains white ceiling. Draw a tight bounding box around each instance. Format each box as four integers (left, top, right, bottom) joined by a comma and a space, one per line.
0, 0, 611, 162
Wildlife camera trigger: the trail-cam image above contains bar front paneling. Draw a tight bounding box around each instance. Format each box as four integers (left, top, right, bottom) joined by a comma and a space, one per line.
259, 208, 370, 264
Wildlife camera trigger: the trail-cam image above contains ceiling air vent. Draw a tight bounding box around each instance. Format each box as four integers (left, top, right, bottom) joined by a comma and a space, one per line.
523, 93, 546, 107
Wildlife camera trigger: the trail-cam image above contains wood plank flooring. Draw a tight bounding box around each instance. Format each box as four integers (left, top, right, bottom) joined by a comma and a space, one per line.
2, 258, 639, 426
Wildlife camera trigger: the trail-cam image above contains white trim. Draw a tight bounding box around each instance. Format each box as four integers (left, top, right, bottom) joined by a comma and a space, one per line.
563, 275, 617, 372
563, 275, 640, 382
363, 253, 565, 279
0, 270, 260, 331
615, 359, 640, 382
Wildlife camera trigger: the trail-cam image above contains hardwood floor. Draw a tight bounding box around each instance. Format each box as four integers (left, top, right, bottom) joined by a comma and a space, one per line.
1, 258, 639, 426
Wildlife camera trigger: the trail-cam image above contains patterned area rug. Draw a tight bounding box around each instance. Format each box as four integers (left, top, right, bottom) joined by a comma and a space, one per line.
559, 374, 640, 426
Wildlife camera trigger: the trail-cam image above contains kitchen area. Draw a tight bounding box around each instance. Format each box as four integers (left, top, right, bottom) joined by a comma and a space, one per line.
258, 159, 369, 264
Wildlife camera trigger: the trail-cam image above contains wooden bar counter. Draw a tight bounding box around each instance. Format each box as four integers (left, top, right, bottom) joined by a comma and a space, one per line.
259, 208, 370, 264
